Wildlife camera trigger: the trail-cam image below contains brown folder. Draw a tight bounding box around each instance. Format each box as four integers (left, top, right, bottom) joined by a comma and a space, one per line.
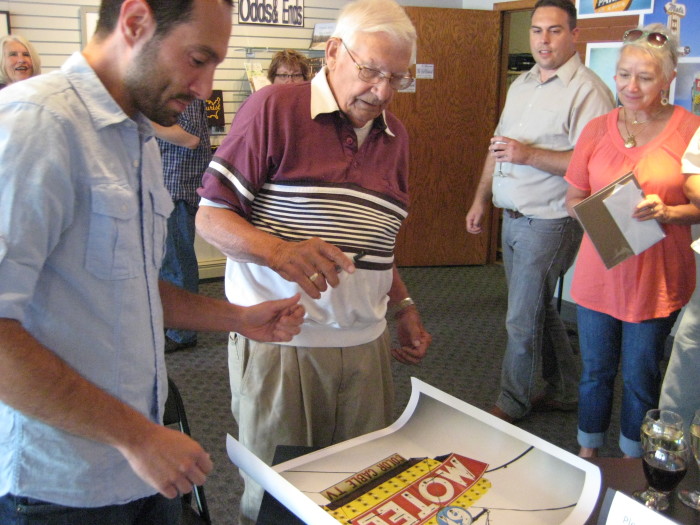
573, 171, 664, 270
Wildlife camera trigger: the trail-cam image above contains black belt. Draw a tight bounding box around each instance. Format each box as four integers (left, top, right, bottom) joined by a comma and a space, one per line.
504, 209, 524, 219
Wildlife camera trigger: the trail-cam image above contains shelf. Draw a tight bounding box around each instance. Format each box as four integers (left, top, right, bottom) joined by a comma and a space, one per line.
232, 46, 326, 58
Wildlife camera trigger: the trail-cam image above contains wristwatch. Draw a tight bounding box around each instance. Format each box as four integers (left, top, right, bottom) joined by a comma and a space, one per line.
394, 297, 416, 319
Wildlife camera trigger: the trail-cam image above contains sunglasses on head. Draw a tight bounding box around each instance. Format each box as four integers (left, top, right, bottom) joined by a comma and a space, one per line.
623, 29, 669, 48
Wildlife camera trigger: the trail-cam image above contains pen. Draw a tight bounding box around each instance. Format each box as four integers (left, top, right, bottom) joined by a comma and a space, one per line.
335, 250, 366, 273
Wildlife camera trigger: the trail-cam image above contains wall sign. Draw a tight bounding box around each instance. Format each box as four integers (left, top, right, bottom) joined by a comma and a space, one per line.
238, 0, 304, 27
576, 0, 654, 18
206, 90, 226, 129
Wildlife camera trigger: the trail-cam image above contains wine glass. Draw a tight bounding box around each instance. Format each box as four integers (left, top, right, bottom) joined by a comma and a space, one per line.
635, 409, 690, 511
493, 141, 507, 177
678, 409, 700, 510
640, 409, 684, 449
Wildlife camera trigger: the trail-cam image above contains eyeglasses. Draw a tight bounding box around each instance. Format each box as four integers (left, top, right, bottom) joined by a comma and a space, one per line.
623, 29, 669, 48
275, 73, 305, 80
341, 40, 414, 91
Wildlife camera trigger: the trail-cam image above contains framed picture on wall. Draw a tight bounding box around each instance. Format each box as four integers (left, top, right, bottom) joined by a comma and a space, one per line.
675, 58, 700, 112
577, 0, 654, 19
585, 42, 623, 98
80, 6, 99, 48
0, 11, 10, 37
643, 0, 699, 56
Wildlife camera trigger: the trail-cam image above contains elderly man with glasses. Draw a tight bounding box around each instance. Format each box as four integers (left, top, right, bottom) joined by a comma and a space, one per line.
196, 0, 431, 523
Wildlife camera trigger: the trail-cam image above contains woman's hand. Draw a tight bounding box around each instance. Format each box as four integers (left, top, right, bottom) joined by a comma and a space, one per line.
634, 194, 668, 222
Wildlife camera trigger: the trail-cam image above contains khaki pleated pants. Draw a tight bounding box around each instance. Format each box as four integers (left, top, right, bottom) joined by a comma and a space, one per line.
228, 329, 394, 524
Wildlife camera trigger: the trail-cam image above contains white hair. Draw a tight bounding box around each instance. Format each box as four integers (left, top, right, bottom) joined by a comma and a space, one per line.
619, 23, 678, 83
0, 34, 41, 85
332, 0, 417, 65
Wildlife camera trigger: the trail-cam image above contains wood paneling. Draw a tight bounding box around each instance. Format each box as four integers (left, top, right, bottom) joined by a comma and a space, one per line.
575, 15, 639, 58
390, 7, 501, 266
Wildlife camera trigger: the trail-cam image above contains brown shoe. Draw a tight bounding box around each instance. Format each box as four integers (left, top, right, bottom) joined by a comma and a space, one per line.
530, 394, 577, 413
489, 405, 516, 423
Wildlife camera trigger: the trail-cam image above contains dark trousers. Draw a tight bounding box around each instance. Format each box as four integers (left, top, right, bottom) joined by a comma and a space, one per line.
0, 492, 182, 525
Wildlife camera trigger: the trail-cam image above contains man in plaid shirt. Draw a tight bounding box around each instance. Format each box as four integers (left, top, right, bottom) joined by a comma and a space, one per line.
154, 98, 211, 352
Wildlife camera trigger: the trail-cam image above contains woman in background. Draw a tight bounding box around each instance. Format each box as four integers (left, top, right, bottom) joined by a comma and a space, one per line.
0, 35, 41, 88
266, 49, 310, 85
564, 24, 700, 458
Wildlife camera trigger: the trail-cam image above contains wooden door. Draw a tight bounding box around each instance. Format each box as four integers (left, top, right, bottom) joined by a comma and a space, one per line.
390, 7, 501, 266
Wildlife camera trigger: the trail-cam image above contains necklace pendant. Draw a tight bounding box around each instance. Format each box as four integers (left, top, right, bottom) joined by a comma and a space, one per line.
624, 136, 636, 148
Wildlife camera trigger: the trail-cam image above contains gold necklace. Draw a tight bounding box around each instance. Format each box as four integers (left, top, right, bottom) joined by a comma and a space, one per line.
622, 107, 657, 148
631, 111, 651, 125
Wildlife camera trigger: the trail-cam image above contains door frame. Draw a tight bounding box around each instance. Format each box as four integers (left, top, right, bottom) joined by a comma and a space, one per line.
482, 1, 537, 262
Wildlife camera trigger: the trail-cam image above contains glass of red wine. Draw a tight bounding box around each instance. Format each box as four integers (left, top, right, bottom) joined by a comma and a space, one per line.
634, 409, 690, 511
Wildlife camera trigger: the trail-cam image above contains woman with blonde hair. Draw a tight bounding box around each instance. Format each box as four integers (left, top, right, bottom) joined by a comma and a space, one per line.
0, 34, 41, 88
565, 23, 700, 458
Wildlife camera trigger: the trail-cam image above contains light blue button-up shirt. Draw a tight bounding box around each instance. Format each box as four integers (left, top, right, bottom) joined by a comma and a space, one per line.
0, 52, 173, 506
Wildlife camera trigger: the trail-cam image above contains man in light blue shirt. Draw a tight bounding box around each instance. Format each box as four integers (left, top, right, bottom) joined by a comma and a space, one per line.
0, 1, 303, 523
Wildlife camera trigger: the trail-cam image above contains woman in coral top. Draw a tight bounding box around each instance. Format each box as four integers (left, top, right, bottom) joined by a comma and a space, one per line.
565, 23, 700, 459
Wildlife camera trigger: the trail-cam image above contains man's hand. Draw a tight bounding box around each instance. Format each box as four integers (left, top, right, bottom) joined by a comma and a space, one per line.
490, 135, 572, 176
118, 423, 213, 499
236, 294, 305, 342
392, 307, 431, 365
269, 237, 355, 299
490, 135, 531, 166
466, 201, 486, 234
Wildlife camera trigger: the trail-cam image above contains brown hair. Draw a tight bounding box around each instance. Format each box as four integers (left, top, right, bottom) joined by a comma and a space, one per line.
533, 0, 577, 30
267, 49, 311, 83
95, 0, 232, 40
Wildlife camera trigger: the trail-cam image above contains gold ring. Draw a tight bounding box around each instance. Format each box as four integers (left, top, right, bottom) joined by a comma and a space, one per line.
309, 272, 320, 282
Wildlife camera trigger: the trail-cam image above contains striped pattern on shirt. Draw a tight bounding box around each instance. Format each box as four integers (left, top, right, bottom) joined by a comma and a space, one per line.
209, 162, 407, 271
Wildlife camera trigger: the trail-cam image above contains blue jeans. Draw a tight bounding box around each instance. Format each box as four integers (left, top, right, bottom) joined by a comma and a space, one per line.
577, 305, 679, 457
0, 493, 181, 525
497, 214, 583, 418
160, 200, 199, 344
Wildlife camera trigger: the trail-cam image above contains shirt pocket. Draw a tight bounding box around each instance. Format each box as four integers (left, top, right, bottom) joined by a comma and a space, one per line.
150, 186, 173, 269
85, 184, 140, 280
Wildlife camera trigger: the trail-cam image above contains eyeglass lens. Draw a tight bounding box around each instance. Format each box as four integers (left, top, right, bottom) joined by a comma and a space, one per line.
623, 29, 668, 47
342, 40, 413, 90
358, 68, 413, 90
276, 74, 304, 79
